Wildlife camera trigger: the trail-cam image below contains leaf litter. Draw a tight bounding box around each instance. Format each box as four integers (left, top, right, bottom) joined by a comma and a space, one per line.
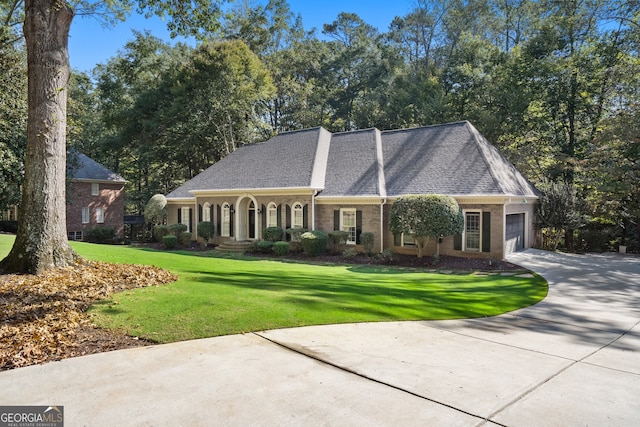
0, 261, 177, 371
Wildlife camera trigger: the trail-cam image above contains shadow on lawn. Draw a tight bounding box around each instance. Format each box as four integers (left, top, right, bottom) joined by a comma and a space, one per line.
185, 268, 547, 320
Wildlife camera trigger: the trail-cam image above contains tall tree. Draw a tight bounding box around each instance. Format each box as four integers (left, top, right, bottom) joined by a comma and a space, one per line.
0, 0, 228, 274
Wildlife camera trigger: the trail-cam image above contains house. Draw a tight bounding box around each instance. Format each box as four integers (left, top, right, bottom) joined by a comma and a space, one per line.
65, 153, 127, 241
165, 121, 538, 259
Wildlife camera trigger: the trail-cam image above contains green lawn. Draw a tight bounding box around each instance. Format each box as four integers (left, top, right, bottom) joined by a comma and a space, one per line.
0, 234, 547, 343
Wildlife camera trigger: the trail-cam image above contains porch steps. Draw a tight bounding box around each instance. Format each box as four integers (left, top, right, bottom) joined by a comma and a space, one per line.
215, 240, 253, 253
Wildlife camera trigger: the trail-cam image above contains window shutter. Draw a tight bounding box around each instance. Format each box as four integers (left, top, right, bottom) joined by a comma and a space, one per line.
216, 204, 221, 236
177, 208, 182, 225
210, 205, 214, 225
189, 209, 193, 233
198, 204, 203, 222
303, 205, 309, 229
277, 205, 282, 229
286, 205, 291, 229
261, 204, 267, 232
482, 212, 491, 253
454, 233, 462, 251
334, 210, 340, 231
230, 209, 234, 237
356, 210, 362, 244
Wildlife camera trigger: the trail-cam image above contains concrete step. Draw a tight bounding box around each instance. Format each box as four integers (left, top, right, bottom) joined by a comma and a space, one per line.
215, 240, 253, 253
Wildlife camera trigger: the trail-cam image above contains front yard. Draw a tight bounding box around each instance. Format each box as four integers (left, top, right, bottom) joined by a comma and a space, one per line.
0, 234, 547, 369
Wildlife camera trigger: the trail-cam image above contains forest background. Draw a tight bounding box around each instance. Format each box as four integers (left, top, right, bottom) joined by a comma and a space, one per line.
1, 0, 639, 252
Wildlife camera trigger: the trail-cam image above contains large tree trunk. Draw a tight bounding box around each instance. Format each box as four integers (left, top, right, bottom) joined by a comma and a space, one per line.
0, 0, 78, 274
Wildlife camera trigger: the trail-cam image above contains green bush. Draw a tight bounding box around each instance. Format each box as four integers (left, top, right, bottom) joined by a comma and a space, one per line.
286, 228, 307, 242
342, 248, 358, 259
182, 232, 192, 246
300, 230, 328, 257
328, 230, 348, 254
197, 221, 215, 242
360, 232, 375, 254
377, 249, 397, 265
153, 225, 170, 242
257, 241, 274, 253
85, 226, 116, 243
273, 241, 290, 256
169, 223, 188, 241
163, 235, 178, 249
263, 226, 284, 242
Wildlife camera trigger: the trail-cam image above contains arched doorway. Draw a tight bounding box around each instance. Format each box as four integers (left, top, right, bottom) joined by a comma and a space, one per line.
235, 195, 259, 241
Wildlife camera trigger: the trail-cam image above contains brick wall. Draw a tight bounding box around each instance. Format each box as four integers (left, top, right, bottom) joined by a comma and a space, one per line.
66, 181, 124, 239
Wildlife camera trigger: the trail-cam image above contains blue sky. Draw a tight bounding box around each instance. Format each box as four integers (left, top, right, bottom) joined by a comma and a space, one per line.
68, 0, 415, 73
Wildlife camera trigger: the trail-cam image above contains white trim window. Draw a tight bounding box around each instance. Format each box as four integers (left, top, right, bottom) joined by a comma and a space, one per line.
267, 202, 278, 228
292, 202, 304, 229
96, 207, 104, 223
91, 183, 99, 196
341, 208, 357, 245
180, 207, 191, 232
401, 233, 415, 247
464, 211, 481, 251
81, 207, 90, 224
221, 203, 231, 237
203, 202, 211, 222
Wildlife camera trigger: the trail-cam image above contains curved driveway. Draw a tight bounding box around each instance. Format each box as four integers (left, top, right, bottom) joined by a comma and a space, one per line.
0, 249, 638, 426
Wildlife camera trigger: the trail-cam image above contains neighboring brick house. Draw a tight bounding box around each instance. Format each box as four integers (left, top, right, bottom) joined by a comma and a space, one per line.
165, 121, 539, 259
65, 153, 127, 241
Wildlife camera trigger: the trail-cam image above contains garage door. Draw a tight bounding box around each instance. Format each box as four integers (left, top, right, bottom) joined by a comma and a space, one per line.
505, 214, 525, 254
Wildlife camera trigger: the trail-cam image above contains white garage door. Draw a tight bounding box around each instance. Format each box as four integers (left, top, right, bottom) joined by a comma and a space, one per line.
505, 214, 525, 254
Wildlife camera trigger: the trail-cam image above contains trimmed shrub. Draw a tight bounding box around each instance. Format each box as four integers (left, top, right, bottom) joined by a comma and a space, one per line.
342, 248, 358, 259
328, 230, 348, 254
163, 235, 178, 249
182, 232, 192, 246
377, 249, 397, 265
300, 230, 328, 257
197, 221, 215, 242
360, 232, 375, 254
169, 223, 188, 242
85, 226, 116, 243
257, 241, 274, 253
273, 241, 290, 256
286, 228, 307, 242
153, 225, 170, 242
263, 226, 284, 242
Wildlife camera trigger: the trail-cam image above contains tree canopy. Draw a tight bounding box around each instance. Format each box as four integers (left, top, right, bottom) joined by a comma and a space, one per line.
389, 194, 464, 258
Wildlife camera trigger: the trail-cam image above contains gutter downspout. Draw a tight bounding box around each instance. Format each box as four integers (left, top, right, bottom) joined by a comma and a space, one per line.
380, 198, 387, 253
311, 190, 318, 231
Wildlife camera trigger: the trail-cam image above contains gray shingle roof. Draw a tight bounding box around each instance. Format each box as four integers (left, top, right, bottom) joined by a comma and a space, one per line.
322, 128, 382, 197
69, 152, 126, 183
166, 127, 329, 199
166, 121, 537, 200
382, 122, 536, 196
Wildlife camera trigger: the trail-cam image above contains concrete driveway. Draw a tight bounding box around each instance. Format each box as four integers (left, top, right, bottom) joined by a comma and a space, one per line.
0, 249, 638, 426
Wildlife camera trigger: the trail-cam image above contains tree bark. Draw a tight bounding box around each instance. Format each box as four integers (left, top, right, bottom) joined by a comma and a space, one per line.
0, 0, 78, 274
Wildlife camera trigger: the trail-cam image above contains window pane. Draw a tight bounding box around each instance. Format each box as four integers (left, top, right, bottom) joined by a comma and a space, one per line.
465, 212, 481, 251
82, 207, 89, 224
96, 207, 104, 223
293, 203, 303, 229
222, 205, 230, 236
267, 204, 278, 228
342, 210, 356, 243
